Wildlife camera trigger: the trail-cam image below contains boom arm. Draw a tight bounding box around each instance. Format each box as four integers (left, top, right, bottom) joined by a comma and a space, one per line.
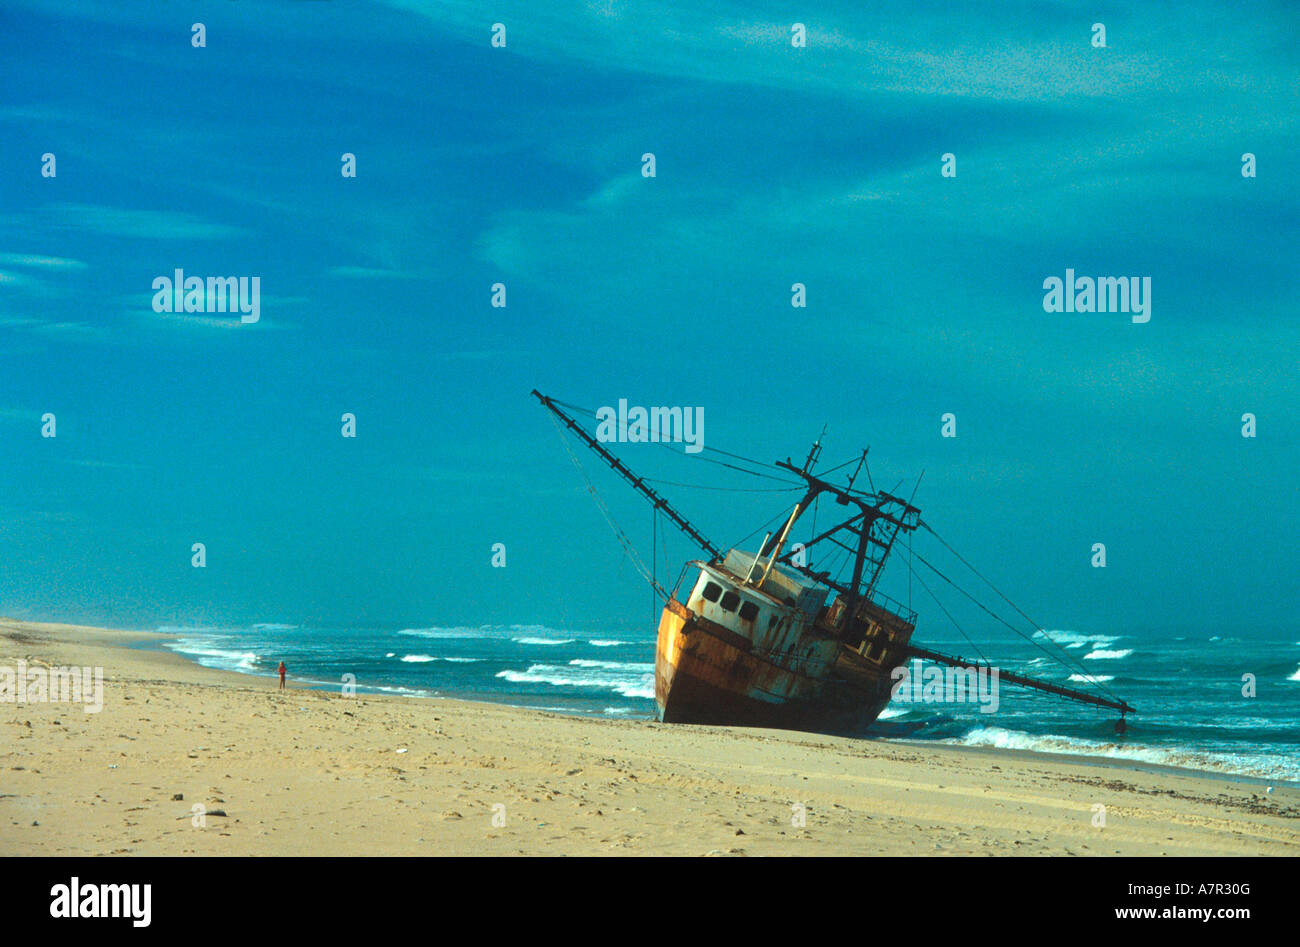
905, 644, 1136, 715
533, 390, 724, 562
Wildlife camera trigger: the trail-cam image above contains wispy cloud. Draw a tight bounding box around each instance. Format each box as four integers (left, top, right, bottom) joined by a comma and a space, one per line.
0, 406, 38, 424
383, 1, 1300, 103
71, 458, 147, 472
16, 204, 246, 241
326, 266, 425, 281
0, 253, 88, 270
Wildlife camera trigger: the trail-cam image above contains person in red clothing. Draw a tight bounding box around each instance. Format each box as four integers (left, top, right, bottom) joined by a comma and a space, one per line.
278, 661, 287, 690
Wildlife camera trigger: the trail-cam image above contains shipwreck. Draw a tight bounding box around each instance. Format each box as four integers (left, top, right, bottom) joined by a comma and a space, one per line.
534, 390, 1135, 735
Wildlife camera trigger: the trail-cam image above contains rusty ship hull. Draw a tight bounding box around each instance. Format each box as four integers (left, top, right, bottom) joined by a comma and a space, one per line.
653, 552, 915, 733
656, 602, 894, 731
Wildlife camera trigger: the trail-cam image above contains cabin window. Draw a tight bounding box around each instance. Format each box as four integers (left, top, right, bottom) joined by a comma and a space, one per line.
720, 590, 740, 612
738, 601, 759, 622
701, 582, 722, 603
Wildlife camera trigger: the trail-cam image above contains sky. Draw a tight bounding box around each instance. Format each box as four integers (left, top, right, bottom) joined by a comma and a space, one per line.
0, 1, 1296, 640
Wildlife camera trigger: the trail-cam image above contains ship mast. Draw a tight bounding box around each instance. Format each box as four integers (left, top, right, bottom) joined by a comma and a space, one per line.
769, 458, 920, 622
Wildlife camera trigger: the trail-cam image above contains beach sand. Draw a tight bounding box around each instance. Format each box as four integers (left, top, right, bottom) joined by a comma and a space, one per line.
2, 618, 1296, 856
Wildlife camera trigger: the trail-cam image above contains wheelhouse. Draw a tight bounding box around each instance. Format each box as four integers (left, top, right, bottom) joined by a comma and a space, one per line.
682, 548, 827, 638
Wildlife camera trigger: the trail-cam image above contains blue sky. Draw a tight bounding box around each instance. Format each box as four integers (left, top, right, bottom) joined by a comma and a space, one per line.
0, 1, 1296, 638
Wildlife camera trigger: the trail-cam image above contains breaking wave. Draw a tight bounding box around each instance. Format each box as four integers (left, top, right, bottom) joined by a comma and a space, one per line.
399, 654, 480, 663
1084, 648, 1133, 660
949, 726, 1300, 783
495, 660, 654, 700
570, 659, 653, 671
399, 626, 490, 639
1035, 629, 1120, 650
164, 637, 259, 672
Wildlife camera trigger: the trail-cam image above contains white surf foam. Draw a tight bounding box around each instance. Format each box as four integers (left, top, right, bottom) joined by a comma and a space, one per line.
1083, 648, 1133, 660
1035, 629, 1119, 650
949, 726, 1300, 783
496, 662, 654, 700
165, 638, 259, 672
569, 659, 654, 672
1068, 673, 1115, 683
508, 624, 581, 639
398, 654, 479, 664
589, 640, 627, 647
399, 624, 582, 646
398, 626, 490, 640
359, 683, 432, 697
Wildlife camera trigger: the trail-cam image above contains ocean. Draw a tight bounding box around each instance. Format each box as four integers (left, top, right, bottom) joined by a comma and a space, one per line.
153, 622, 1300, 785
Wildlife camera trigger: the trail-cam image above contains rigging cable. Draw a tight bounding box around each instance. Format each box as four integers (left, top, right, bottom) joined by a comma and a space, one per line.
652, 505, 661, 632
919, 520, 1123, 695
905, 555, 991, 667
547, 410, 670, 604
727, 505, 797, 559
910, 543, 1124, 704
550, 398, 804, 485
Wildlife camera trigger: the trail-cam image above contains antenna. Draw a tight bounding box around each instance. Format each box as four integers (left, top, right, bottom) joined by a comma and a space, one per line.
801, 425, 827, 476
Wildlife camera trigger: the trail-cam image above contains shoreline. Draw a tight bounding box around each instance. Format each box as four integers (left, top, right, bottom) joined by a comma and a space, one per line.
125, 631, 660, 721
134, 620, 1293, 790
2, 617, 1297, 855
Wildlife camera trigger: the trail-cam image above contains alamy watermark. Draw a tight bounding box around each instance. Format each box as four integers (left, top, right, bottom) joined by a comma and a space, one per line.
0, 660, 104, 713
890, 658, 999, 713
1042, 269, 1150, 323
49, 878, 150, 927
595, 399, 703, 453
152, 269, 260, 323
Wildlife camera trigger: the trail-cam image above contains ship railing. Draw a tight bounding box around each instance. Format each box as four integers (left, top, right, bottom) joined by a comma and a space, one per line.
861, 588, 917, 626
672, 557, 917, 626
670, 561, 695, 600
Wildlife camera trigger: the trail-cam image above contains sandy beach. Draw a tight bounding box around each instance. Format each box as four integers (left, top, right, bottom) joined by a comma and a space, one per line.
1, 618, 1296, 857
